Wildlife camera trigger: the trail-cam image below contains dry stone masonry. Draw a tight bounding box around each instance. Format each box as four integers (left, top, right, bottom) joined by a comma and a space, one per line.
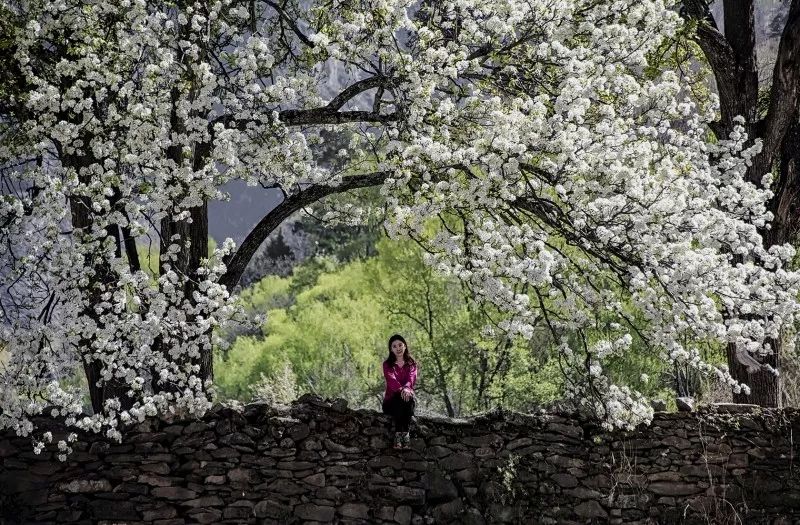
1, 395, 799, 524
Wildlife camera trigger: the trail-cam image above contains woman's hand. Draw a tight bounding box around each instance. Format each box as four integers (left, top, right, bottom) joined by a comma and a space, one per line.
401, 387, 413, 401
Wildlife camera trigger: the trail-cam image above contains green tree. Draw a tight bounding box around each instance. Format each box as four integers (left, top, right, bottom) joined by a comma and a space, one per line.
366, 237, 564, 416
216, 236, 582, 414
215, 260, 392, 405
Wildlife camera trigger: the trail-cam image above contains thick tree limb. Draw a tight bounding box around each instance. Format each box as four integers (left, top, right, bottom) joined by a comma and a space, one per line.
681, 1, 735, 82
681, 0, 718, 30
219, 171, 389, 289
724, 1, 759, 123
211, 103, 397, 132
722, 1, 756, 67
764, 116, 800, 247
279, 108, 397, 126
326, 76, 394, 112
685, 0, 800, 179
279, 80, 399, 123
755, 0, 800, 182
683, 1, 758, 131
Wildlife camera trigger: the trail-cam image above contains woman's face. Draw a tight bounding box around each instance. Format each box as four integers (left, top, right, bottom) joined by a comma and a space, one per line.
391, 340, 406, 358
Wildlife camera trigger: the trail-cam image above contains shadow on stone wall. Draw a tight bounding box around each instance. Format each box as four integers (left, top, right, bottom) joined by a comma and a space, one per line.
1, 394, 800, 524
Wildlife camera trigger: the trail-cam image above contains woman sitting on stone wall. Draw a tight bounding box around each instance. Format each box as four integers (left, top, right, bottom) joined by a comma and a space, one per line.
382, 334, 418, 450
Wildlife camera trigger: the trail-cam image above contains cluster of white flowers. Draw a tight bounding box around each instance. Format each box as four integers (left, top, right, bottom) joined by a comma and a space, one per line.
2, 0, 800, 443
378, 0, 800, 427
0, 0, 295, 452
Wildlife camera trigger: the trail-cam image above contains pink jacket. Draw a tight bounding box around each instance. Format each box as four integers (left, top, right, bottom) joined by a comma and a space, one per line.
383, 360, 417, 401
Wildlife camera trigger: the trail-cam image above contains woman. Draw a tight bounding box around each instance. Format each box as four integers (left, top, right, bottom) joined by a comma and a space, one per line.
382, 334, 417, 449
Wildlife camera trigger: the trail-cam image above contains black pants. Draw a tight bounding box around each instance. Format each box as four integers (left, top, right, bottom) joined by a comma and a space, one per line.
382, 394, 416, 432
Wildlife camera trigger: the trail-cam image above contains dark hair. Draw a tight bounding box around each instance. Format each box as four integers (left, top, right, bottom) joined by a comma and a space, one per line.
386, 334, 416, 367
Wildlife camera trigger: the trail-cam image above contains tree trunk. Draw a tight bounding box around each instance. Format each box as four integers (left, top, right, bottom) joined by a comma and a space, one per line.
732, 121, 800, 407
727, 341, 780, 406
731, 121, 800, 407
157, 200, 210, 387
153, 78, 213, 390
763, 120, 800, 248
68, 193, 134, 414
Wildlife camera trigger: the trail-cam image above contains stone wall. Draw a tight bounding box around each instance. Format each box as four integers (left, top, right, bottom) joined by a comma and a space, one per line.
1, 395, 799, 524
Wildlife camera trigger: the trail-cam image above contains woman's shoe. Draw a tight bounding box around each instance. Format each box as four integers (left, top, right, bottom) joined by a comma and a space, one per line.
401, 432, 411, 448
393, 432, 404, 449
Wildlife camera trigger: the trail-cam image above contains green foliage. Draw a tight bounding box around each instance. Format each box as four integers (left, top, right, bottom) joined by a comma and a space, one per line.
215, 227, 732, 414
218, 205, 740, 414
135, 236, 218, 279
215, 260, 391, 404
238, 274, 294, 312
215, 235, 567, 414
364, 236, 552, 415
297, 216, 381, 262
286, 256, 339, 296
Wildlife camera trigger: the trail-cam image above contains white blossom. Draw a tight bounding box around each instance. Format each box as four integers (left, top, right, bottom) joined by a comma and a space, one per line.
2, 0, 799, 443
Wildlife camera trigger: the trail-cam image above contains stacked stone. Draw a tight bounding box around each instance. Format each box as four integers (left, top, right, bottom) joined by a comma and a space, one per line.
1, 395, 799, 524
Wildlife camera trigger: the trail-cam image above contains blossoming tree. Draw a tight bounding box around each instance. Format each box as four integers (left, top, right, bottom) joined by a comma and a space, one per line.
2, 0, 799, 453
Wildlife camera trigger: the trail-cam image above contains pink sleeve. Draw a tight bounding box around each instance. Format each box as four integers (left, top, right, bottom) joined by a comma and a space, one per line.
383, 362, 403, 394
405, 365, 418, 390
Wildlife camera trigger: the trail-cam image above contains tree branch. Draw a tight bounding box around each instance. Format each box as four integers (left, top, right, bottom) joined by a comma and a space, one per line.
681, 0, 733, 68
210, 75, 398, 133
680, 1, 753, 130
279, 108, 397, 126
326, 76, 393, 111
121, 225, 141, 274
722, 0, 756, 66
211, 107, 397, 132
219, 171, 389, 289
279, 76, 398, 125
263, 0, 314, 48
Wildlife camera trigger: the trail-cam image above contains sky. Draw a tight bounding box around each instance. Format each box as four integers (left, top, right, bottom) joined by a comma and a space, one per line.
208, 181, 285, 245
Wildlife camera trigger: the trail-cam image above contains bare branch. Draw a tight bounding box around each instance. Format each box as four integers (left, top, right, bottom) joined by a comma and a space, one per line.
219, 171, 389, 289
263, 0, 314, 48
279, 108, 397, 126
326, 76, 393, 112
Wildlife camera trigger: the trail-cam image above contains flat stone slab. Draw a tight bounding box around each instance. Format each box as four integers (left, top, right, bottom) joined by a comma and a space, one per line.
706, 403, 761, 413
